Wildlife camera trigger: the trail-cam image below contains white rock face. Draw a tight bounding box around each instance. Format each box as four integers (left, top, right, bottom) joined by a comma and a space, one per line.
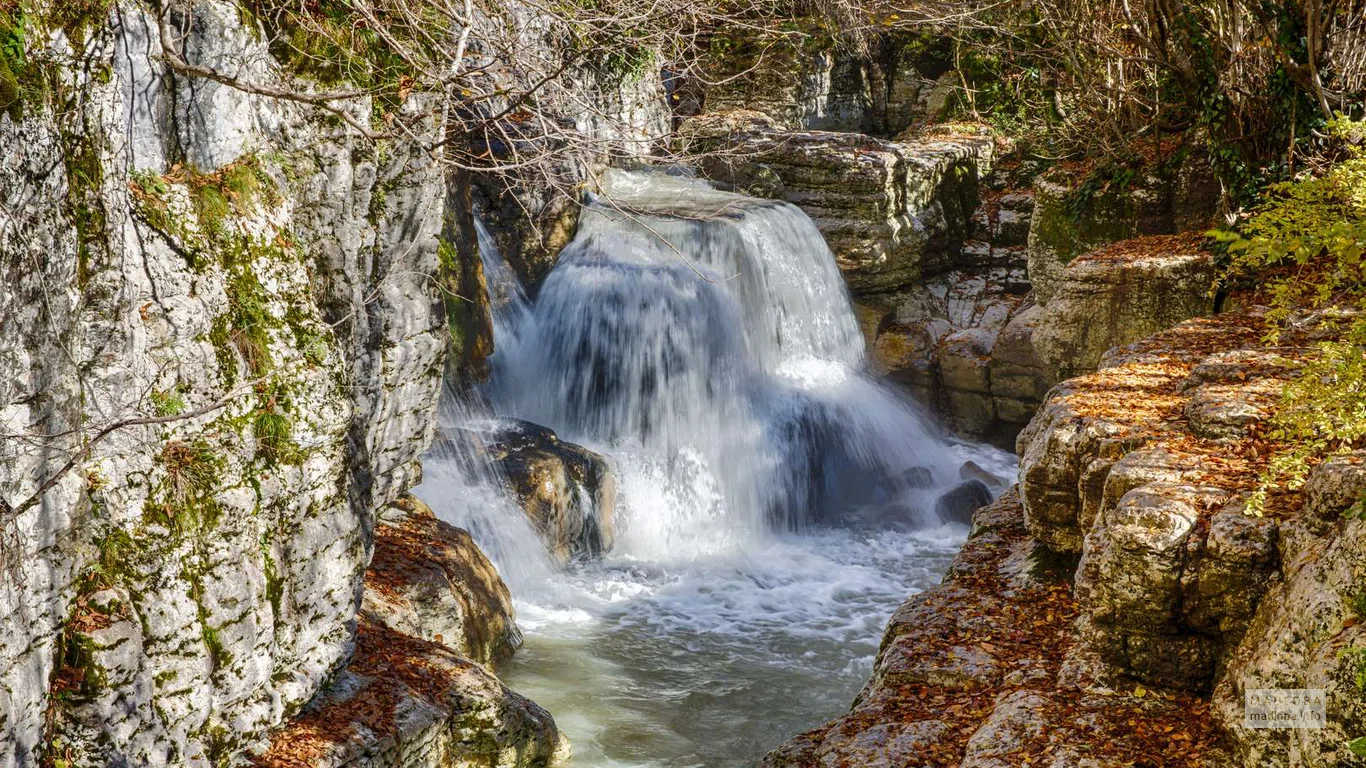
1213, 452, 1366, 768
0, 3, 446, 765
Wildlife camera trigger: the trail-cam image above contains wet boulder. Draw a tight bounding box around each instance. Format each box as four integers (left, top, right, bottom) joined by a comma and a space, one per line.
959, 460, 1006, 490
484, 421, 617, 564
902, 466, 935, 489
935, 479, 994, 525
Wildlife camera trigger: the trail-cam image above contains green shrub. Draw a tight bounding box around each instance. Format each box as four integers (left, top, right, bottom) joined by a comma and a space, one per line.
1216, 117, 1366, 513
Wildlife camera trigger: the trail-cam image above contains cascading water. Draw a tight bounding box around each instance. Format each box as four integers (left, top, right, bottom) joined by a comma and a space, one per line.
420, 170, 1012, 767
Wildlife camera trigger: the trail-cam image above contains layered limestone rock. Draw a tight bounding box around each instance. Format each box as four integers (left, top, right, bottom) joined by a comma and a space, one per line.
704, 45, 873, 133
1213, 452, 1366, 767
858, 176, 1043, 444
683, 114, 995, 295
771, 309, 1363, 767
1017, 308, 1366, 761
1016, 313, 1270, 554
251, 622, 565, 768
255, 498, 566, 768
864, 274, 1036, 444
0, 3, 456, 764
1030, 233, 1218, 381
866, 228, 1214, 445
700, 34, 946, 136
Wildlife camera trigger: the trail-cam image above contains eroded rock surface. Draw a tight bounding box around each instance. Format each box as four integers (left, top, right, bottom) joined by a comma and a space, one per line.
1213, 452, 1366, 768
0, 3, 451, 763
858, 175, 1043, 444
1017, 309, 1365, 762
1026, 158, 1219, 305
699, 35, 948, 136
1031, 233, 1217, 381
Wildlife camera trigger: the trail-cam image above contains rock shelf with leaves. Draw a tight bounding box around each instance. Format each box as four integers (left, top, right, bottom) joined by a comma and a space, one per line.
769, 306, 1366, 767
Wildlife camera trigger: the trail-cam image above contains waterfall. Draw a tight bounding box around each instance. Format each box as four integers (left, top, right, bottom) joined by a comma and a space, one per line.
475, 216, 531, 347
458, 169, 968, 560
417, 169, 1014, 767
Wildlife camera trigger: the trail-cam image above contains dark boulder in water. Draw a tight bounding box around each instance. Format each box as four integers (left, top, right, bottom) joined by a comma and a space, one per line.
935, 479, 994, 525
959, 459, 1005, 489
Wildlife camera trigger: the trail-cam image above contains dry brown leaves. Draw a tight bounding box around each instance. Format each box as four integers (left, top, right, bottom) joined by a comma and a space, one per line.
1074, 232, 1210, 265
830, 496, 1223, 767
251, 621, 470, 767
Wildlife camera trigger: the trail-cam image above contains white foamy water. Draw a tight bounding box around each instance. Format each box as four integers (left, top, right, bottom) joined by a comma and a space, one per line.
418, 170, 1014, 767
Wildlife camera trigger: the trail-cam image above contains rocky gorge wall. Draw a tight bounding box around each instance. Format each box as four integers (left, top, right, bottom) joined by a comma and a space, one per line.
0, 0, 666, 762
4, 5, 1351, 766
0, 3, 453, 763
695, 29, 1364, 767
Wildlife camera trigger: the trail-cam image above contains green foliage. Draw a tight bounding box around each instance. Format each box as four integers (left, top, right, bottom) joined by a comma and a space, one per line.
252, 408, 293, 465
1348, 737, 1366, 758
242, 0, 432, 123
1062, 164, 1138, 223
216, 267, 276, 382
93, 528, 135, 583
1351, 590, 1366, 620
63, 131, 106, 287
150, 388, 187, 417
0, 6, 47, 121
130, 157, 278, 264
1217, 118, 1366, 513
189, 158, 273, 236
157, 439, 222, 508
0, 0, 113, 122
47, 0, 112, 46
1345, 646, 1366, 692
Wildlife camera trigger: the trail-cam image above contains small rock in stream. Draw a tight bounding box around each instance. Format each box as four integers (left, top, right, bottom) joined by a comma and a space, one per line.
935, 480, 994, 525
959, 460, 1005, 489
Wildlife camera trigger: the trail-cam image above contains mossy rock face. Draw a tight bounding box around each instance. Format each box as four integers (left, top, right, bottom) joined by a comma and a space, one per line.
702, 31, 863, 132
1, 1, 449, 765
439, 171, 494, 383
1026, 168, 1174, 304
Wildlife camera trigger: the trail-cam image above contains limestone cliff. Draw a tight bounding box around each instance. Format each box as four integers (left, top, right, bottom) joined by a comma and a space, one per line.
0, 2, 453, 764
